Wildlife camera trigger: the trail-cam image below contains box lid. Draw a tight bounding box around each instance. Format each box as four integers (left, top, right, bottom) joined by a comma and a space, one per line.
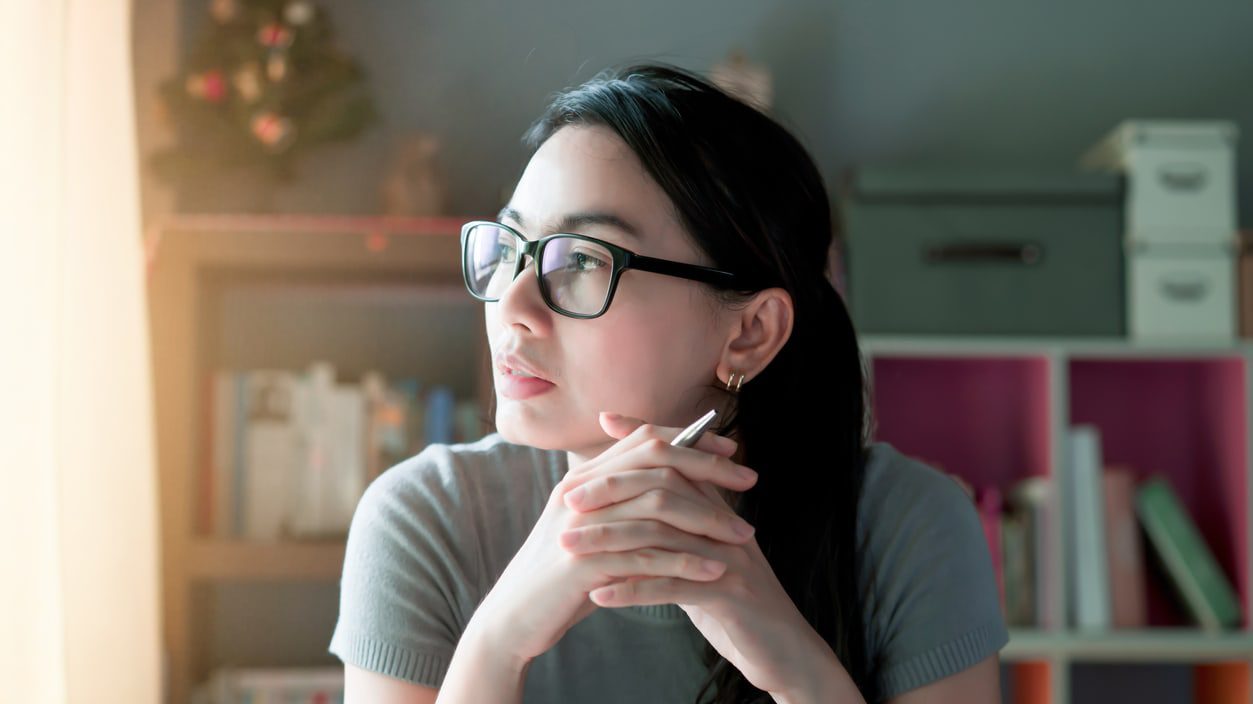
843, 166, 1122, 204
1080, 120, 1239, 171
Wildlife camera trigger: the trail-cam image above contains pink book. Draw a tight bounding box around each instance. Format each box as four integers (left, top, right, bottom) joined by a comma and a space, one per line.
1103, 467, 1147, 628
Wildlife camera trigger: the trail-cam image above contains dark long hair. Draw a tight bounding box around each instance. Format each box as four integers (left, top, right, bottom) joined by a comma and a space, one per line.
522, 64, 876, 703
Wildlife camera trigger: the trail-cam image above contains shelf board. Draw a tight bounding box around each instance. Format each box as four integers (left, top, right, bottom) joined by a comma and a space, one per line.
861, 334, 1253, 358
1004, 629, 1253, 662
187, 539, 346, 582
159, 213, 473, 237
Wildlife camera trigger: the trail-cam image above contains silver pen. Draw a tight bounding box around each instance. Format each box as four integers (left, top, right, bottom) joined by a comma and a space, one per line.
670, 409, 718, 448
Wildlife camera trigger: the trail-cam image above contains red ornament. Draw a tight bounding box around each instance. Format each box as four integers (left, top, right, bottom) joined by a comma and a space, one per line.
201, 70, 227, 103
250, 111, 295, 151
257, 23, 294, 49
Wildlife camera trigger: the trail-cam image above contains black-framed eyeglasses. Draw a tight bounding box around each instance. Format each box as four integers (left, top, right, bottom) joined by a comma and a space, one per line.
460, 220, 754, 319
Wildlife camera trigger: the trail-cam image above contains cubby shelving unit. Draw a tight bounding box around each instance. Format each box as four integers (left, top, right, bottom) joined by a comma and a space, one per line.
862, 334, 1253, 704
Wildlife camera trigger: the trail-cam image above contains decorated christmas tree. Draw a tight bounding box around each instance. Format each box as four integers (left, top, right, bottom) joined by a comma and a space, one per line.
152, 0, 377, 193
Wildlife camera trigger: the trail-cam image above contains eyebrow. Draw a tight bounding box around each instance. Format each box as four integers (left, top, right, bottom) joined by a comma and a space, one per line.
497, 206, 642, 244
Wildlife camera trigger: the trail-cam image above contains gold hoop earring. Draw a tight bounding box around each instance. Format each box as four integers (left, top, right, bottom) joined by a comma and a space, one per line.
726, 371, 746, 394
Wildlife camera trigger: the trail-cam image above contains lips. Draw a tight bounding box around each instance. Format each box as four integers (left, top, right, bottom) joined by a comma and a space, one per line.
493, 351, 553, 384
493, 350, 556, 401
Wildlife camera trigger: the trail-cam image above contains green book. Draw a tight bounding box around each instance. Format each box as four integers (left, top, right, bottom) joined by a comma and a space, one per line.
1135, 476, 1242, 630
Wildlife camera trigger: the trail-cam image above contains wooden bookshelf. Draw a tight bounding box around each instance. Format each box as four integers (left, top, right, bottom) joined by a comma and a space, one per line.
862, 334, 1253, 704
148, 214, 490, 704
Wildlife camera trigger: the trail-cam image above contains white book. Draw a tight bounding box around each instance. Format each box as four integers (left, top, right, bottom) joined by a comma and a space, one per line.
326, 382, 367, 534
1067, 425, 1112, 631
241, 370, 299, 541
287, 362, 336, 538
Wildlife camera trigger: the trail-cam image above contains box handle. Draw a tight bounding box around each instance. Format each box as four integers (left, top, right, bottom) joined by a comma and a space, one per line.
924, 242, 1042, 265
1159, 272, 1209, 302
1156, 162, 1207, 192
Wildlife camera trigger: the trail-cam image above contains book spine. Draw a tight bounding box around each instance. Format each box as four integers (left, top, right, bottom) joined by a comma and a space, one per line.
1068, 425, 1111, 630
1103, 467, 1147, 628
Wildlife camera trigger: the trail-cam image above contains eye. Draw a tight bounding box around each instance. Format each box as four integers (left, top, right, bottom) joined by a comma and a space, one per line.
569, 250, 608, 271
498, 240, 518, 263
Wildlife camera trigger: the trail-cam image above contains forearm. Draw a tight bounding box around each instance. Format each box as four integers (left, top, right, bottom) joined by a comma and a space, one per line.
771, 636, 867, 704
436, 621, 531, 704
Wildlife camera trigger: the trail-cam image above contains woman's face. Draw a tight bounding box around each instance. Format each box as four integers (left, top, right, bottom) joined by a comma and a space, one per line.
486, 124, 730, 461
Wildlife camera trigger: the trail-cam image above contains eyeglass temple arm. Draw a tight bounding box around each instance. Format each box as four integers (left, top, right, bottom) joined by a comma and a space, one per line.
626, 253, 753, 289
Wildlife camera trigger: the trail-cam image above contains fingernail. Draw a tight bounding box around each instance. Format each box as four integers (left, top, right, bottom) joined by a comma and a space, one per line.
733, 518, 755, 538
701, 559, 726, 576
735, 465, 758, 482
601, 412, 622, 422
561, 530, 582, 547
566, 487, 587, 506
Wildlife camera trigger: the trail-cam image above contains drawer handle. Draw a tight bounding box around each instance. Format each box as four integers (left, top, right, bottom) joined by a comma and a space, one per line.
1159, 273, 1209, 302
1157, 163, 1207, 192
924, 242, 1042, 265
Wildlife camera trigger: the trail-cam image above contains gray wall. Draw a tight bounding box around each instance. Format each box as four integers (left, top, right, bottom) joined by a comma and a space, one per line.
177, 0, 1253, 224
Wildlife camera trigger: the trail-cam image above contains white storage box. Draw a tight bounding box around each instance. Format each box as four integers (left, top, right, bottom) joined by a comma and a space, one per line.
1127, 243, 1236, 340
1081, 120, 1238, 241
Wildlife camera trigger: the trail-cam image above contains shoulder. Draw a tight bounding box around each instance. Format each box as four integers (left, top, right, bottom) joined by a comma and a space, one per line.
857, 441, 976, 539
360, 432, 559, 517
856, 442, 1009, 699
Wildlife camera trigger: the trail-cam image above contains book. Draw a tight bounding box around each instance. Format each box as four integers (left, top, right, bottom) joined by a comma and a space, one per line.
424, 384, 456, 445
1066, 425, 1111, 630
1007, 476, 1058, 628
1135, 475, 1242, 630
288, 362, 336, 538
1001, 510, 1034, 627
1194, 662, 1252, 704
1102, 466, 1147, 628
241, 370, 300, 541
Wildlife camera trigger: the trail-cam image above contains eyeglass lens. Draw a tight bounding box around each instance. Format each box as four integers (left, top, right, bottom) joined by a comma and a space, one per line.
464, 223, 615, 316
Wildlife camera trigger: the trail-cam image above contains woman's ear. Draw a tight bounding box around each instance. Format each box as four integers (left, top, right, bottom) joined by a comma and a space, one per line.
717, 287, 793, 385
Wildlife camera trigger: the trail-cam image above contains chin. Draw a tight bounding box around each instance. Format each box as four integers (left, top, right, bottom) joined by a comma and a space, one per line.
494, 404, 602, 453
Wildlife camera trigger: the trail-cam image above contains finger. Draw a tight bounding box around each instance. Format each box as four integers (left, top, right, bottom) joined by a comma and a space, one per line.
572, 488, 755, 544
560, 518, 732, 560
585, 547, 727, 584
566, 438, 758, 496
600, 412, 738, 458
563, 415, 661, 478
590, 576, 720, 608
564, 466, 709, 512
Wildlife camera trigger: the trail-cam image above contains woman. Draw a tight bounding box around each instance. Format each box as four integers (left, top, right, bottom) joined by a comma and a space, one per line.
330, 64, 1007, 703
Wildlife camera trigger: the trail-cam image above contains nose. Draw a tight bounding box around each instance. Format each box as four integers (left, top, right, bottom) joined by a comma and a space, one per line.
493, 252, 552, 334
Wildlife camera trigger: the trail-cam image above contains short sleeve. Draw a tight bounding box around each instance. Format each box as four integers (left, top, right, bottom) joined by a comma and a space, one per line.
328, 444, 483, 687
859, 450, 1010, 700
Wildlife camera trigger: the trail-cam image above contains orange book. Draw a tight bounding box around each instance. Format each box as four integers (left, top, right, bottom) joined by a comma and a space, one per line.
1010, 661, 1050, 704
1194, 662, 1251, 703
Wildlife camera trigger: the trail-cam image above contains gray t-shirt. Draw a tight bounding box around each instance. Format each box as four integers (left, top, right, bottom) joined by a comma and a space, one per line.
329, 433, 1008, 702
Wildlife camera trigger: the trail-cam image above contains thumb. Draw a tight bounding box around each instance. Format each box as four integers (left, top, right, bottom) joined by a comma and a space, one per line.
599, 411, 645, 440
